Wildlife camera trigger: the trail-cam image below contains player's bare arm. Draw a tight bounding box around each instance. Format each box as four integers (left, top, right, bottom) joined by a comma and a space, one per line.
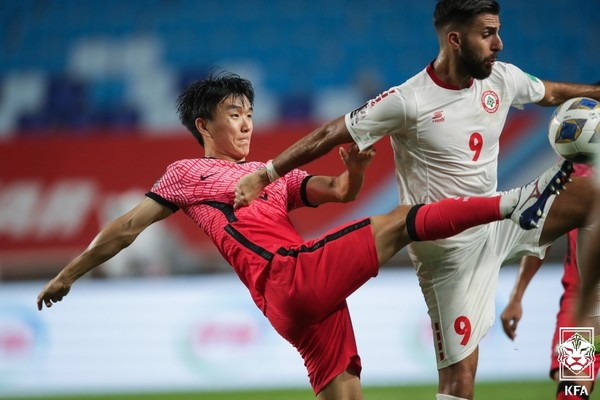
304, 144, 376, 206
37, 197, 173, 310
500, 255, 545, 340
538, 81, 600, 106
234, 116, 352, 208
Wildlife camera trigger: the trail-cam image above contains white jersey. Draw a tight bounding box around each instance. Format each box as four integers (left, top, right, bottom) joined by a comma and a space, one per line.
345, 61, 545, 247
344, 61, 547, 367
345, 61, 545, 202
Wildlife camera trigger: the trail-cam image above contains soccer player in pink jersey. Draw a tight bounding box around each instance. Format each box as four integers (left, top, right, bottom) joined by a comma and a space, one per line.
501, 164, 599, 400
38, 73, 571, 399
234, 1, 600, 399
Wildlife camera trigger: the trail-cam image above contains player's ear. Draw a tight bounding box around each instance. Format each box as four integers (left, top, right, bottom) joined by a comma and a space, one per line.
448, 31, 461, 49
195, 118, 212, 140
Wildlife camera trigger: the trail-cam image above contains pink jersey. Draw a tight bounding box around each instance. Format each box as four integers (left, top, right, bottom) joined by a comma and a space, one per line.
147, 157, 314, 310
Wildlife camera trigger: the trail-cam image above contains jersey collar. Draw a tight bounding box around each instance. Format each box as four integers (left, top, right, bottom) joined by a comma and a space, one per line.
203, 156, 247, 164
426, 60, 474, 90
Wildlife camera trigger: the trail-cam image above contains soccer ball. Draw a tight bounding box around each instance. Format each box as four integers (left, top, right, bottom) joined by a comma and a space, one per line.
548, 97, 600, 164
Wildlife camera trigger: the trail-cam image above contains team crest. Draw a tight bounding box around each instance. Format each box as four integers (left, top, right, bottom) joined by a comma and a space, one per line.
557, 327, 596, 381
481, 90, 499, 113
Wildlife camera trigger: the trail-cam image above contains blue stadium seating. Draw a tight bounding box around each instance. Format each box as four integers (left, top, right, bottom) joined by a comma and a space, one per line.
0, 0, 597, 134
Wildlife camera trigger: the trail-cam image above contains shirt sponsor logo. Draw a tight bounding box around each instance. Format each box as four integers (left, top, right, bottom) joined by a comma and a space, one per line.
432, 110, 445, 123
481, 90, 500, 113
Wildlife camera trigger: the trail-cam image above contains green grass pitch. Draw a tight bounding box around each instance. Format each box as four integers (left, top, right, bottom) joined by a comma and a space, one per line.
5, 380, 596, 400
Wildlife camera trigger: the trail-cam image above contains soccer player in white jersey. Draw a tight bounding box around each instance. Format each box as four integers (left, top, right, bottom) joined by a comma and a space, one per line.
235, 1, 600, 398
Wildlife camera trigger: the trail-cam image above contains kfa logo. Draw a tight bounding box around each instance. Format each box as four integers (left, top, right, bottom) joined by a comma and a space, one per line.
557, 327, 596, 381
481, 90, 499, 113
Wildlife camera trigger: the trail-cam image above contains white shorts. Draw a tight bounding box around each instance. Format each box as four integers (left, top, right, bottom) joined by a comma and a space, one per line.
408, 196, 556, 369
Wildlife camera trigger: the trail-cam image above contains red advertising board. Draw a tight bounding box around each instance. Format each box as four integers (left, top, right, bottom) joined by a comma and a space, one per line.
0, 124, 395, 271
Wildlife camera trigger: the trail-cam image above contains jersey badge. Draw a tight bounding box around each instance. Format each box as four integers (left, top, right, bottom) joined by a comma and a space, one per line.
432, 110, 445, 123
481, 90, 500, 113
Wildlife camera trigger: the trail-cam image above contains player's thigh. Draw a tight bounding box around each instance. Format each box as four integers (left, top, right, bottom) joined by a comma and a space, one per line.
266, 302, 362, 396
413, 226, 510, 368
541, 176, 595, 244
424, 272, 495, 369
269, 218, 379, 321
369, 205, 413, 265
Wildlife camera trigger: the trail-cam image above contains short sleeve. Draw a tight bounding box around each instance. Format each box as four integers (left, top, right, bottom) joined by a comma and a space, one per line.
283, 168, 315, 211
344, 85, 414, 151
146, 161, 190, 211
503, 63, 546, 109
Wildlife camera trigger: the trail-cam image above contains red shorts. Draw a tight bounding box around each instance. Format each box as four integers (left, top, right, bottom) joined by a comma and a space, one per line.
263, 218, 379, 394
550, 286, 579, 375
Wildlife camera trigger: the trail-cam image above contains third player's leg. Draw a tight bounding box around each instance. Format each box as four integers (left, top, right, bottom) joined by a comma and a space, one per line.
540, 176, 595, 244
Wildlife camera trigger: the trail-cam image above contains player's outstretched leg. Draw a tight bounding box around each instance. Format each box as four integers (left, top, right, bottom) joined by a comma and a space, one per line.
371, 162, 574, 266
508, 160, 574, 229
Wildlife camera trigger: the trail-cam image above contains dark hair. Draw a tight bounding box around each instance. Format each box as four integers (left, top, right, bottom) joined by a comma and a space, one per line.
176, 72, 254, 146
434, 0, 500, 30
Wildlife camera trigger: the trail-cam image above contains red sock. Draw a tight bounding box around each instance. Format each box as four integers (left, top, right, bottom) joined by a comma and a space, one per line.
406, 196, 503, 241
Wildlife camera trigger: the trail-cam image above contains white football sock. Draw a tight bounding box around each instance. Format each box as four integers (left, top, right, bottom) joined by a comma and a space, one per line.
499, 189, 519, 217
436, 394, 469, 400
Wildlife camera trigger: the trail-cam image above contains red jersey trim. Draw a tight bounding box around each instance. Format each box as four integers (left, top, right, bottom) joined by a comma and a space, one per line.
426, 61, 474, 90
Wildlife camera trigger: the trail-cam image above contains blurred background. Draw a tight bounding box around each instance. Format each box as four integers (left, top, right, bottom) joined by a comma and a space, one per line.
0, 0, 598, 398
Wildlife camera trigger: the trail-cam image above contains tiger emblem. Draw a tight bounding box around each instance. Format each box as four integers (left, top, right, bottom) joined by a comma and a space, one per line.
557, 333, 595, 375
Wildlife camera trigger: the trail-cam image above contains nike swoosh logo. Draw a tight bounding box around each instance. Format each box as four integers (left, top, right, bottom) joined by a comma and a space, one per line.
200, 173, 217, 181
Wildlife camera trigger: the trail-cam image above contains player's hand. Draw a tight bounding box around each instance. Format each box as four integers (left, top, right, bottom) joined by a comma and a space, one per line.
500, 300, 522, 340
339, 144, 376, 173
235, 168, 270, 209
37, 276, 72, 310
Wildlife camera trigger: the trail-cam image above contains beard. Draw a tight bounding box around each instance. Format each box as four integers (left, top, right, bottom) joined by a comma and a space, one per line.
459, 41, 495, 80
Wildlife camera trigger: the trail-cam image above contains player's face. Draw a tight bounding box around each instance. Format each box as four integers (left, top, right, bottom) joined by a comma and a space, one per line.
458, 13, 503, 79
205, 95, 253, 162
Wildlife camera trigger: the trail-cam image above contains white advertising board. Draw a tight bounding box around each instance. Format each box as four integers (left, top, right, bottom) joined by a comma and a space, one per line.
0, 266, 564, 396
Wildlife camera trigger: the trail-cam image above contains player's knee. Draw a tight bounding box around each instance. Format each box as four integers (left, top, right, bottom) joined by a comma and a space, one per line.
385, 205, 411, 235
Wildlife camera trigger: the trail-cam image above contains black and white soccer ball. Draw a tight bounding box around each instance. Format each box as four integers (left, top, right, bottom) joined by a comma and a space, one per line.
548, 97, 599, 164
